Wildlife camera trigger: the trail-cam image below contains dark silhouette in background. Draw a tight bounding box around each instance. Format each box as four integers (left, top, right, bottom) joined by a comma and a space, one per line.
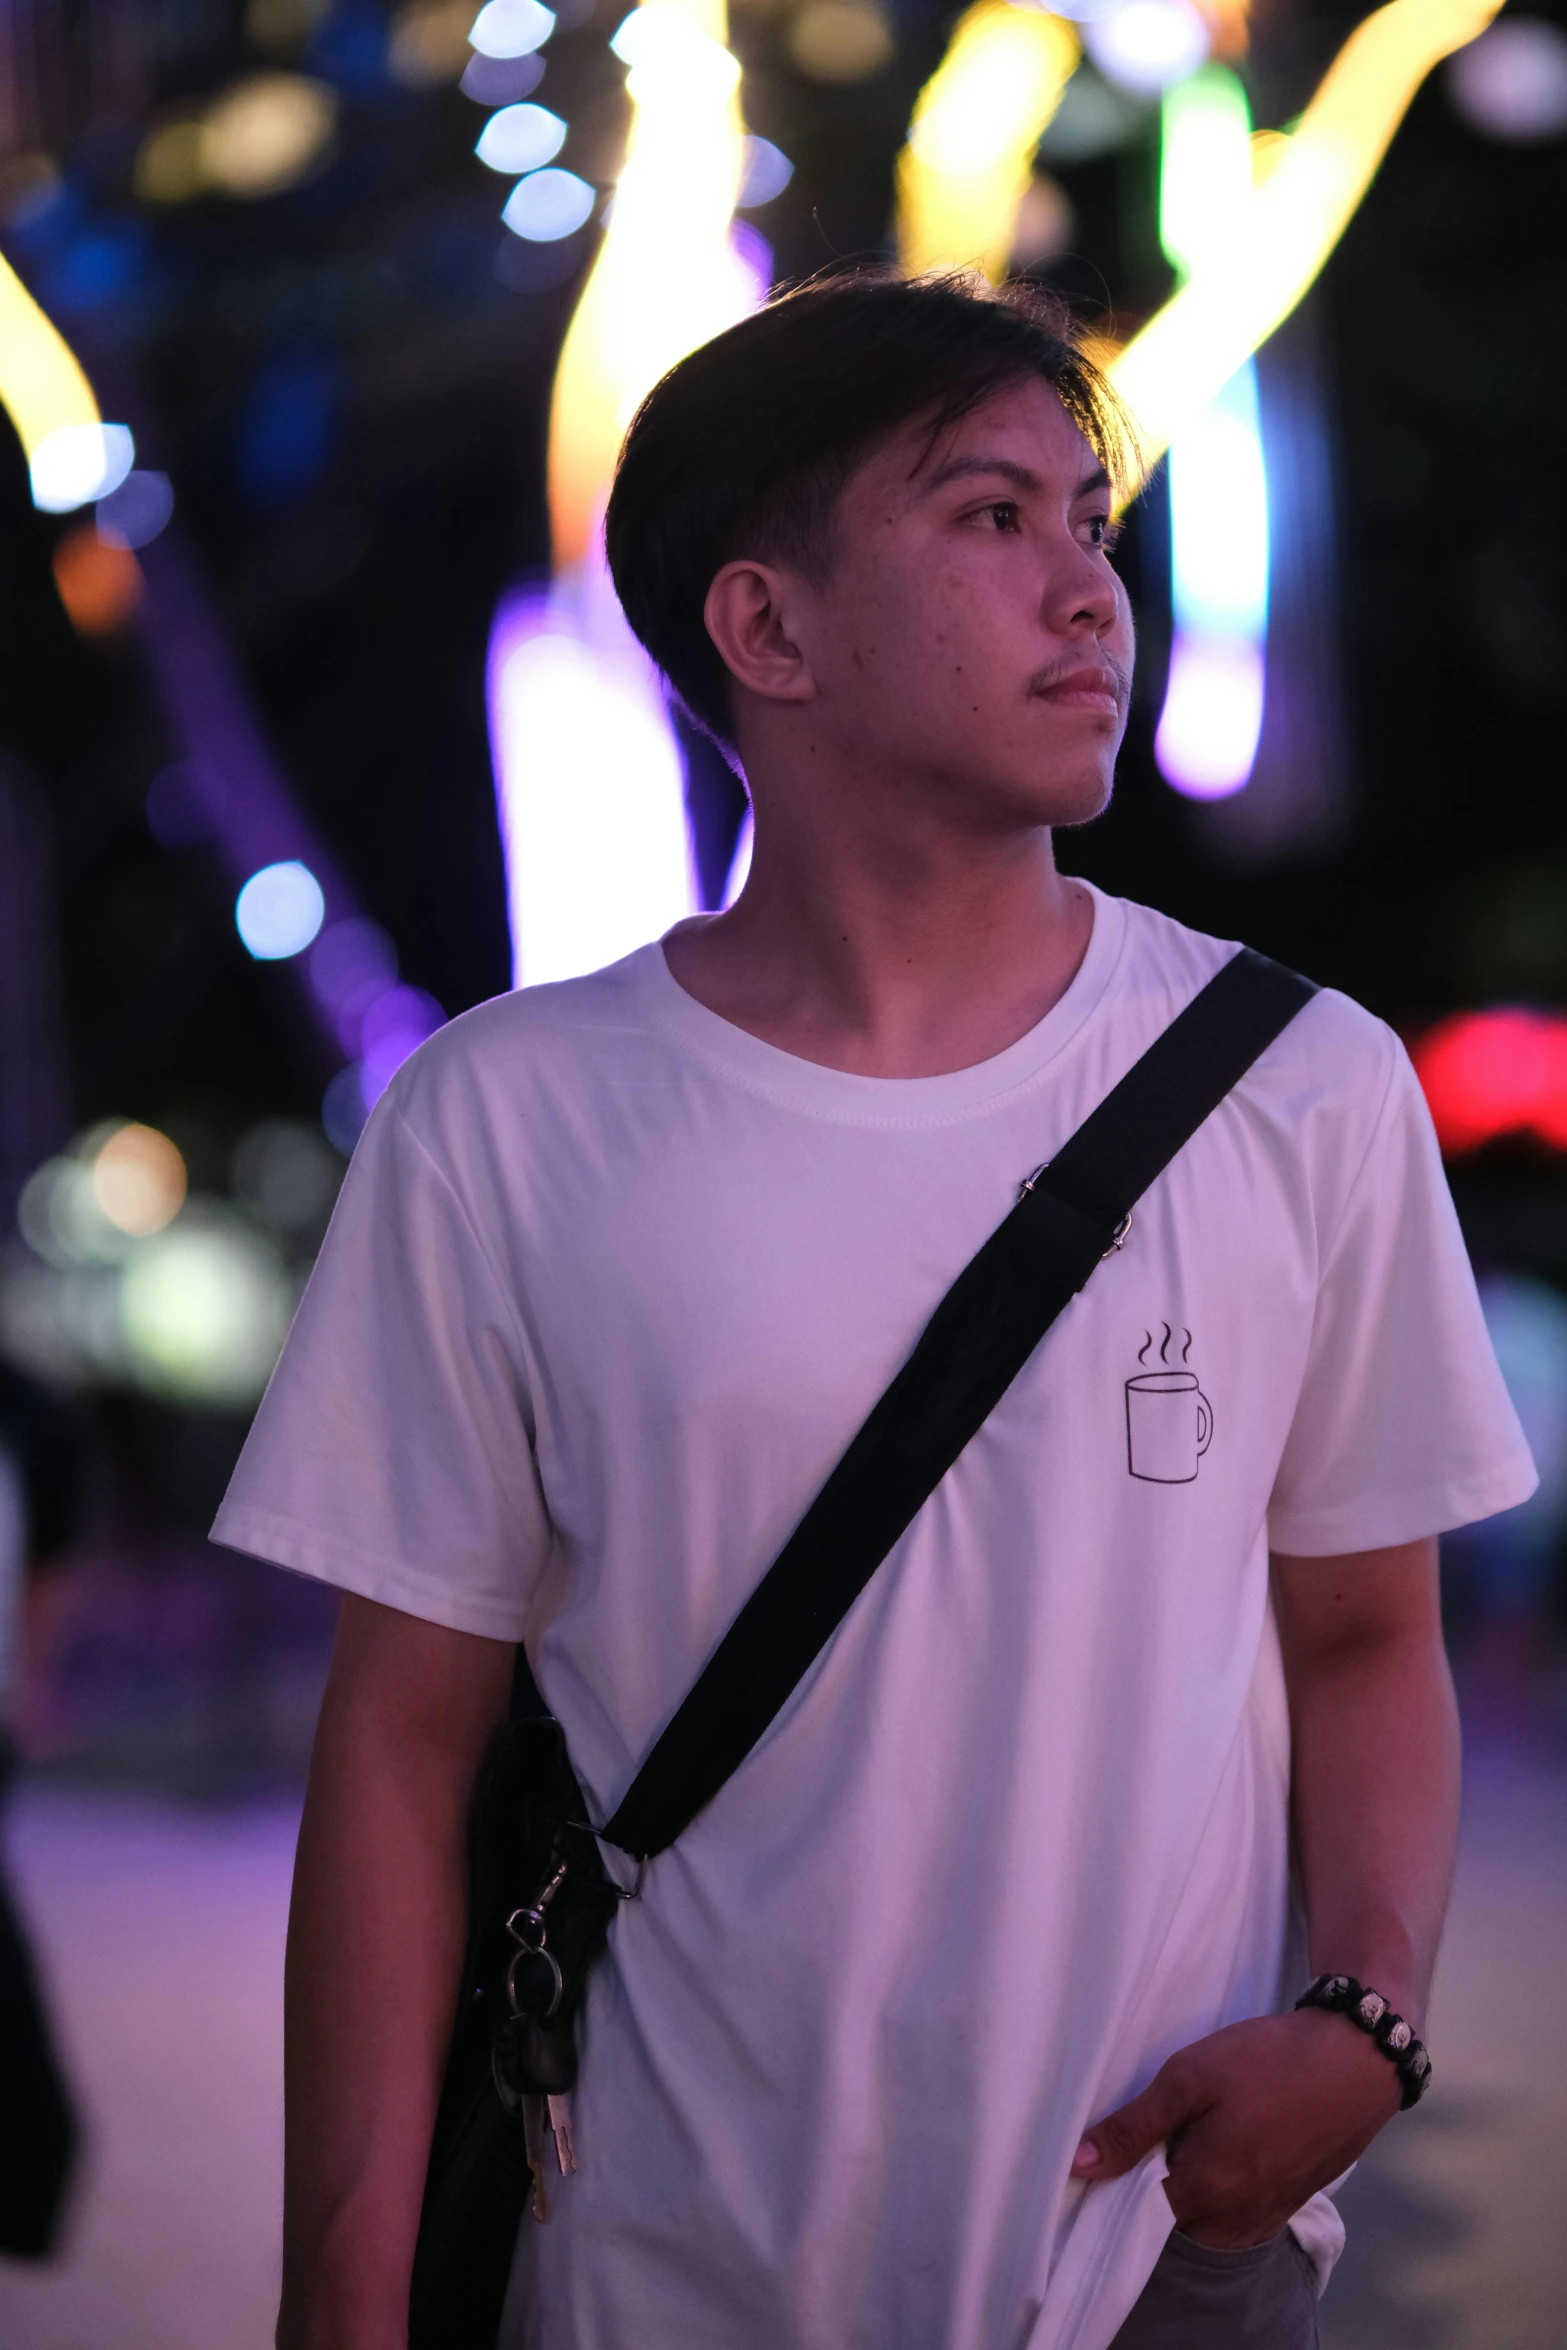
0, 1364, 80, 2260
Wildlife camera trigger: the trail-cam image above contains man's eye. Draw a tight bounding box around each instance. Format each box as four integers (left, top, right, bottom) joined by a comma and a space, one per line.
1088, 515, 1125, 554
982, 500, 1020, 531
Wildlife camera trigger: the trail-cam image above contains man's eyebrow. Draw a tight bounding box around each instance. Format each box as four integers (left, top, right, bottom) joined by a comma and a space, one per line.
921, 455, 1113, 500
923, 455, 1041, 494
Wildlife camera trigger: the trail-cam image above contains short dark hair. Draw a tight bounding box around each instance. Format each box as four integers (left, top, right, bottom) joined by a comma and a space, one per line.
605, 269, 1135, 756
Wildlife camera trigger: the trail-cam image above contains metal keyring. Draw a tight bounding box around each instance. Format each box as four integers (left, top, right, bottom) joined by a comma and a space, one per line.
506, 1941, 564, 2023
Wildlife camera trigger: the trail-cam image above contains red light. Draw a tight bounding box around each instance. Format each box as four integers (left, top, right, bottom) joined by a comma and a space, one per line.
1412, 1008, 1567, 1154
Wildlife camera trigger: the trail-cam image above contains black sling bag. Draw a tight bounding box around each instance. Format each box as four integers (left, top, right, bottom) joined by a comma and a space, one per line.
408, 945, 1317, 2349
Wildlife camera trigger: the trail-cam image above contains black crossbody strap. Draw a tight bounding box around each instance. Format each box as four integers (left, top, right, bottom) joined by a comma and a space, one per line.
602, 946, 1317, 1860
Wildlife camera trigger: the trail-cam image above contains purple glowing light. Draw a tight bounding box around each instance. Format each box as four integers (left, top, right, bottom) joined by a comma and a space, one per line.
486, 578, 697, 988
1153, 635, 1265, 800
308, 916, 401, 1052
722, 806, 753, 906
359, 986, 446, 1106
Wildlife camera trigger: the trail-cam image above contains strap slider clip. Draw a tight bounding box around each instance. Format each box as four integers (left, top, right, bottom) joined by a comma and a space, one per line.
1019, 1164, 1133, 1260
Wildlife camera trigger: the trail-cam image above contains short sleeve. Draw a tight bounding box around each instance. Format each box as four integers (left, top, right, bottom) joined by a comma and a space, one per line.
1267, 1042, 1537, 1557
212, 1095, 550, 1641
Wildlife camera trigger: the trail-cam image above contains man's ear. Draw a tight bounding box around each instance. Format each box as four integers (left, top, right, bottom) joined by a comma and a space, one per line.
703, 559, 818, 707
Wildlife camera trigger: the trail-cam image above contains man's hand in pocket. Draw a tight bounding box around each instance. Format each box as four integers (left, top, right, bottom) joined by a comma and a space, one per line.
1068, 2010, 1402, 2248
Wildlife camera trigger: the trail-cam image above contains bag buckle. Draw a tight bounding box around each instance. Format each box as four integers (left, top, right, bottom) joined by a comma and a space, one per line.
565, 1818, 648, 1901
1019, 1164, 1133, 1260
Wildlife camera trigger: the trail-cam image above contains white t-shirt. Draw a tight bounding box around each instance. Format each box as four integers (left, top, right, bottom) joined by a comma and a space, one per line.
215, 887, 1534, 2350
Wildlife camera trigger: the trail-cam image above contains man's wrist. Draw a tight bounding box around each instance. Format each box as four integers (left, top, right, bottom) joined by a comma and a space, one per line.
1295, 1972, 1432, 2107
1303, 1942, 1426, 2034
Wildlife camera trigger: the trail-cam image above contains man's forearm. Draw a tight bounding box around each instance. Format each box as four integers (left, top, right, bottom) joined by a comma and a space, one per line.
1072, 1539, 1459, 2239
1274, 1538, 1459, 2031
279, 1597, 513, 2350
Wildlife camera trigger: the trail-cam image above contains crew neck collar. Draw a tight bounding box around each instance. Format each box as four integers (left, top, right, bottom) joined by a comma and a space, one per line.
632, 882, 1128, 1129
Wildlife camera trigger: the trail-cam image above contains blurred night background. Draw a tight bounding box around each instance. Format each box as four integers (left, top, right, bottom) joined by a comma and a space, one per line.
2, 0, 1567, 2341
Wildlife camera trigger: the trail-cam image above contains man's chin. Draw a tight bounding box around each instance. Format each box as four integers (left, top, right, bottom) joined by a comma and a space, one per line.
1050, 768, 1115, 830
933, 749, 1116, 834
1000, 763, 1115, 832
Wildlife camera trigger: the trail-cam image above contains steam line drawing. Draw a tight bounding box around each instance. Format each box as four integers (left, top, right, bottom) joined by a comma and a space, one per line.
1135, 1324, 1194, 1369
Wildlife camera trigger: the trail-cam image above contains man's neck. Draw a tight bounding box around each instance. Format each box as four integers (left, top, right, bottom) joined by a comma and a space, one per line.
662, 789, 1095, 1079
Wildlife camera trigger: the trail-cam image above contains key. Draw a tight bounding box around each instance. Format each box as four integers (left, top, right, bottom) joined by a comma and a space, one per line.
547, 2092, 577, 2175
522, 2093, 551, 2222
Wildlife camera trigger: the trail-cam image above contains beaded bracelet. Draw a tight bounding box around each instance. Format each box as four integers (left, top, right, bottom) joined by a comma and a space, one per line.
1294, 1974, 1432, 2108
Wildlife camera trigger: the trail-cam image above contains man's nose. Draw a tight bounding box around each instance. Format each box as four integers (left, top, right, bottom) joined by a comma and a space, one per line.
1040, 538, 1121, 637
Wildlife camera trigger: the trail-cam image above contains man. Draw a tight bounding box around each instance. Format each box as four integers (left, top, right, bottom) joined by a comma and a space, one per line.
216, 274, 1534, 2350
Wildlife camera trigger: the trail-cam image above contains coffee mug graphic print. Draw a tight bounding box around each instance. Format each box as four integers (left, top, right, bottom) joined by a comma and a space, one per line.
1125, 1369, 1213, 1484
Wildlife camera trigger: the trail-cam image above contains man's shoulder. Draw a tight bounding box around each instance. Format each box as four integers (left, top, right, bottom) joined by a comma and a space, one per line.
385, 947, 663, 1119
1112, 892, 1403, 1116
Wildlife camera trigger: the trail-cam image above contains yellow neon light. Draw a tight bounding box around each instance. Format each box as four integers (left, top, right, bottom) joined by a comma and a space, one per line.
547, 0, 754, 569
1110, 0, 1506, 475
0, 248, 103, 467
895, 0, 1079, 282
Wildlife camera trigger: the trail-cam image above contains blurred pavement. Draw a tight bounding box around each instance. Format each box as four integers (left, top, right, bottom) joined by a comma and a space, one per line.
1321, 1734, 1567, 2350
0, 1736, 1563, 2349
0, 1791, 294, 2350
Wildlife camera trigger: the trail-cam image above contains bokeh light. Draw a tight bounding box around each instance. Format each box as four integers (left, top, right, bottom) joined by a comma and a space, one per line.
19, 1156, 131, 1270
897, 0, 1079, 279
359, 986, 447, 1105
134, 75, 338, 204
502, 166, 596, 239
488, 593, 695, 985
738, 135, 793, 206
461, 49, 546, 100
1153, 64, 1269, 801
308, 916, 401, 1046
201, 74, 339, 198
1166, 376, 1269, 641
1446, 16, 1567, 142
16, 1123, 186, 1268
235, 861, 327, 960
91, 1124, 188, 1239
1084, 0, 1209, 95
118, 1209, 291, 1408
547, 0, 754, 569
389, 0, 477, 85
470, 0, 556, 59
52, 523, 144, 637
1155, 634, 1266, 800
1108, 0, 1508, 479
476, 102, 567, 173
1158, 58, 1252, 278
133, 118, 213, 204
30, 422, 135, 515
0, 247, 129, 515
96, 469, 175, 549
1414, 1009, 1567, 1155
5, 1118, 304, 1402
787, 0, 894, 83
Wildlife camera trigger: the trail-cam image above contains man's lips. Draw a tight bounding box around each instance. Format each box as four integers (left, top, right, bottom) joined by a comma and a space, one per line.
1031, 663, 1124, 714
